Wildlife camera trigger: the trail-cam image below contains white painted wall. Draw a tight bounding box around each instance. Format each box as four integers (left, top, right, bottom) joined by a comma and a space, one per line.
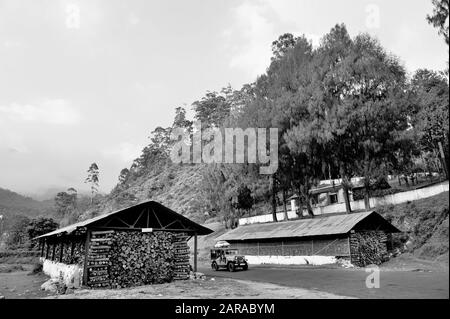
41, 258, 83, 288
245, 255, 337, 265
239, 181, 449, 226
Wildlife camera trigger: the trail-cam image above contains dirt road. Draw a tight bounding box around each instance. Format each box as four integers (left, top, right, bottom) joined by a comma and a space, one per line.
0, 266, 52, 299
199, 265, 449, 299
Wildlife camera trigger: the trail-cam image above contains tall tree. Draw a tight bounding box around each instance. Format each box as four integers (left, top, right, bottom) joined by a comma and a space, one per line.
427, 0, 449, 45
173, 106, 193, 131
334, 34, 410, 209
411, 69, 449, 178
118, 168, 130, 186
192, 91, 231, 127
85, 163, 100, 205
55, 188, 78, 217
271, 33, 298, 61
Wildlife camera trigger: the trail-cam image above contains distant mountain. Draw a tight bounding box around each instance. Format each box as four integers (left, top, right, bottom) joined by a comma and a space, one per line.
25, 187, 92, 201
0, 187, 55, 230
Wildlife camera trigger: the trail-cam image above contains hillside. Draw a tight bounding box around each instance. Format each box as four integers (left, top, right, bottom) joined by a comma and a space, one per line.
0, 187, 55, 230
377, 191, 449, 261
99, 164, 207, 223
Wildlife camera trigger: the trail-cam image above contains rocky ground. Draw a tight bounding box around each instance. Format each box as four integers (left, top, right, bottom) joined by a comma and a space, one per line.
0, 264, 350, 299
45, 276, 351, 299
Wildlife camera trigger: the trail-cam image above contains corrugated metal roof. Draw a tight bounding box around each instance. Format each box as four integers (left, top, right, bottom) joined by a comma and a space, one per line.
35, 200, 213, 239
216, 211, 394, 241
34, 209, 119, 239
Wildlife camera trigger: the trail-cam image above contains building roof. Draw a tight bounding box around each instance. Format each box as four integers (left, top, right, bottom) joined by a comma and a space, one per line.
216, 211, 400, 242
35, 200, 213, 239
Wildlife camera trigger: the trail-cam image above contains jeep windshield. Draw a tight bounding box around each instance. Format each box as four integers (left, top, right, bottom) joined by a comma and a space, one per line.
225, 249, 238, 255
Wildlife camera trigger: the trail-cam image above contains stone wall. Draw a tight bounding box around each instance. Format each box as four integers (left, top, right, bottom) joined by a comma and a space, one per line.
40, 258, 83, 288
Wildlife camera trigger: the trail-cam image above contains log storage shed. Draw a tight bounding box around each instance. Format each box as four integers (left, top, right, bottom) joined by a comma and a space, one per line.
216, 211, 400, 267
35, 201, 212, 289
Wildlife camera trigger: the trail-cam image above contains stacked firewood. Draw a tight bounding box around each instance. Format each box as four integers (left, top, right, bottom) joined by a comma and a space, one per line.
108, 231, 178, 288
71, 241, 85, 265
350, 231, 388, 267
173, 232, 190, 280
86, 230, 113, 288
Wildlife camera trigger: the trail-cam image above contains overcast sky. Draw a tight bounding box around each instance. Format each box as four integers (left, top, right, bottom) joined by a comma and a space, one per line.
0, 0, 448, 196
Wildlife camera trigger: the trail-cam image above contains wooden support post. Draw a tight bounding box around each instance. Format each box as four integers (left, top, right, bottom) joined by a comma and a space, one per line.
59, 241, 64, 262
82, 230, 91, 286
40, 239, 45, 257
52, 242, 56, 261
70, 241, 75, 260
37, 240, 41, 256
194, 233, 198, 273
45, 240, 50, 259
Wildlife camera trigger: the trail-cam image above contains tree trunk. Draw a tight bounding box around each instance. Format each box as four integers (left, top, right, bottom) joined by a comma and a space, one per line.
404, 175, 409, 187
296, 185, 304, 218
363, 178, 371, 210
343, 184, 352, 214
438, 141, 449, 180
339, 165, 352, 213
282, 189, 288, 221
301, 182, 314, 218
306, 199, 314, 218
271, 175, 278, 222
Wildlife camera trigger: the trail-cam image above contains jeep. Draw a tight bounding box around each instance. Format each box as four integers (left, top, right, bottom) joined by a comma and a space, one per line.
210, 248, 248, 272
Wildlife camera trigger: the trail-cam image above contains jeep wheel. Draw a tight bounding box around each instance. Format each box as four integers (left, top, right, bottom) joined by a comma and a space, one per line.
227, 262, 236, 272
242, 264, 248, 271
212, 262, 219, 271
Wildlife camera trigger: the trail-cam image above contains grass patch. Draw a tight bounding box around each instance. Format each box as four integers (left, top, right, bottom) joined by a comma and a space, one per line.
0, 250, 40, 264
0, 264, 26, 273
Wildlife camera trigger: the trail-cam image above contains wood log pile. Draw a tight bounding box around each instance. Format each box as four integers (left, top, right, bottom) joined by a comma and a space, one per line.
350, 231, 389, 267
173, 233, 190, 281
70, 241, 85, 265
43, 238, 85, 265
86, 230, 113, 288
107, 231, 188, 289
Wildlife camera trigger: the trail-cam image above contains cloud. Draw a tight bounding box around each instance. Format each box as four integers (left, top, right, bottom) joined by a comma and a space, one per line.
102, 142, 144, 163
3, 40, 23, 48
0, 132, 29, 154
224, 1, 275, 78
129, 12, 140, 26
224, 0, 321, 78
0, 99, 81, 125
